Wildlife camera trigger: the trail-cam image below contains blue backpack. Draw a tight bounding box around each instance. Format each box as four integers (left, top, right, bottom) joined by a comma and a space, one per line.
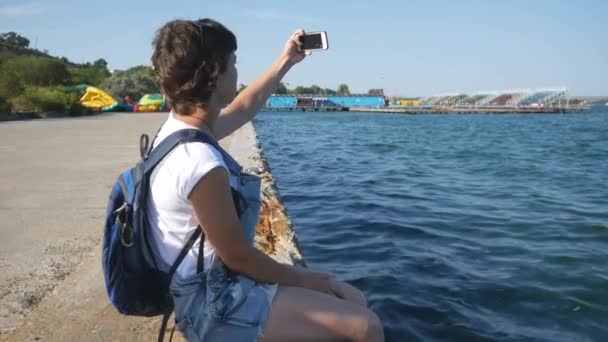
102, 128, 225, 340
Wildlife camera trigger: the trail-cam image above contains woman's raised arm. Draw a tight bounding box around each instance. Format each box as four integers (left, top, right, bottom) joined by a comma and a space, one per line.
214, 29, 310, 140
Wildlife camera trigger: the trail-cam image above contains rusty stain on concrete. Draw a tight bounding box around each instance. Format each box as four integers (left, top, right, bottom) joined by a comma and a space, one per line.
248, 151, 305, 267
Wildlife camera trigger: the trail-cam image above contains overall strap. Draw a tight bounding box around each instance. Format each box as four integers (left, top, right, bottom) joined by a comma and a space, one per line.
168, 228, 202, 279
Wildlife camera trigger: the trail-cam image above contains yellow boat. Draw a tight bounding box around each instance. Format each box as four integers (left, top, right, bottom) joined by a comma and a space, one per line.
80, 86, 119, 111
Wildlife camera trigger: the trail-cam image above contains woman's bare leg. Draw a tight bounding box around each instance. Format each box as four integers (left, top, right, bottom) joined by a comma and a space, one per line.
260, 286, 384, 342
331, 280, 368, 308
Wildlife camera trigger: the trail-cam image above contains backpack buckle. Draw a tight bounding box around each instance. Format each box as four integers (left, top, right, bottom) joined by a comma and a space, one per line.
114, 203, 134, 247
120, 223, 135, 247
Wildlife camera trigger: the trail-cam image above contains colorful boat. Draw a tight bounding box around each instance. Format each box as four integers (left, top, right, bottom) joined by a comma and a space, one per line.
79, 86, 119, 112
137, 93, 167, 112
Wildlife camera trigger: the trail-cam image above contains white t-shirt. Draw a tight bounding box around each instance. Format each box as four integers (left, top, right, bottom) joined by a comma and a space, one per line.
147, 112, 237, 277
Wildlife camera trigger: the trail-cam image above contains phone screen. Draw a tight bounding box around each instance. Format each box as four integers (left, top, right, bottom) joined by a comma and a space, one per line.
301, 33, 323, 50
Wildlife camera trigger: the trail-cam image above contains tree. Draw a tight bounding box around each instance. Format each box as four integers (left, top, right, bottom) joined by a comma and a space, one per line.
337, 83, 350, 95
310, 85, 322, 95
0, 32, 30, 48
68, 58, 111, 86
101, 65, 159, 101
275, 82, 289, 95
292, 86, 307, 95
237, 83, 247, 94
69, 66, 111, 86
93, 58, 108, 69
368, 88, 384, 96
290, 85, 329, 95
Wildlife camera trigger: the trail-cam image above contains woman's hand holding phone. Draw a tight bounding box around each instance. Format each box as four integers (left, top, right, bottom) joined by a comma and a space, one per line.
280, 29, 310, 67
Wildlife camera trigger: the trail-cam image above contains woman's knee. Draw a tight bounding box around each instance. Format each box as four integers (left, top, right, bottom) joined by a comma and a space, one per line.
332, 280, 368, 307
349, 284, 368, 308
349, 308, 384, 342
364, 310, 384, 342
368, 310, 384, 341
262, 286, 383, 341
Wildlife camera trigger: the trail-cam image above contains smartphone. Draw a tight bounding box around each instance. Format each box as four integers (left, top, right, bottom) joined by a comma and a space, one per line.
298, 31, 329, 51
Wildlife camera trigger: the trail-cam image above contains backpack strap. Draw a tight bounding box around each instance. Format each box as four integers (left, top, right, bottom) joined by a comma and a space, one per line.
158, 227, 202, 342
139, 134, 150, 159
140, 125, 164, 159
144, 129, 219, 175
144, 129, 243, 176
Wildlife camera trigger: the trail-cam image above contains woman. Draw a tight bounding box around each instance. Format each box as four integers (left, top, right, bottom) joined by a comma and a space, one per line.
147, 18, 384, 341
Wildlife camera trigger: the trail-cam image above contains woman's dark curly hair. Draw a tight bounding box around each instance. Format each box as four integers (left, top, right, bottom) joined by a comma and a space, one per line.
151, 18, 237, 114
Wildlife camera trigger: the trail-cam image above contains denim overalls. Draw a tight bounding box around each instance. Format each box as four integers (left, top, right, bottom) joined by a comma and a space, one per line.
151, 138, 278, 341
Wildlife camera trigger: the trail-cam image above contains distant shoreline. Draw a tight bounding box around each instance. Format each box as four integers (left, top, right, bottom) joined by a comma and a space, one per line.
0, 111, 110, 122
262, 105, 591, 114
1, 104, 599, 123
0, 112, 66, 122
0, 112, 80, 122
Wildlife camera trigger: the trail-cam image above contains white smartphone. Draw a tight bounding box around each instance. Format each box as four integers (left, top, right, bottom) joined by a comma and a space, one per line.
298, 31, 329, 51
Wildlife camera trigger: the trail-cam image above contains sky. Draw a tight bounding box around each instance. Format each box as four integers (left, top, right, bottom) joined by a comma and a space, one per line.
1, 0, 606, 96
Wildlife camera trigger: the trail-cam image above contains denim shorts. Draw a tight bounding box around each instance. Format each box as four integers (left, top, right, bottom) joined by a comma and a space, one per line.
170, 257, 278, 341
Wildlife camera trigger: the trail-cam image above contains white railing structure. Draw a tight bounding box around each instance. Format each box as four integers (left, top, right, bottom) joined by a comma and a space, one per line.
418, 87, 569, 108
477, 92, 503, 106
516, 87, 567, 107
541, 88, 568, 107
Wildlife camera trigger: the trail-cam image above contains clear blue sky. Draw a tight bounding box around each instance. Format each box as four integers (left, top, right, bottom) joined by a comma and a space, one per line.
1, 0, 606, 96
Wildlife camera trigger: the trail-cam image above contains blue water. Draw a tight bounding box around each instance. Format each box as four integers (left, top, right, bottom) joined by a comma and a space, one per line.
254, 109, 608, 341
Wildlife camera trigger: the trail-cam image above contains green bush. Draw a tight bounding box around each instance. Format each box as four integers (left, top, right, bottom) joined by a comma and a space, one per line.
0, 70, 24, 99
0, 56, 69, 87
13, 86, 84, 115
0, 96, 11, 113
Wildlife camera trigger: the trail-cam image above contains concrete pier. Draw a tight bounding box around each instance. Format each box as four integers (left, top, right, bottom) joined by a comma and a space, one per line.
0, 113, 302, 341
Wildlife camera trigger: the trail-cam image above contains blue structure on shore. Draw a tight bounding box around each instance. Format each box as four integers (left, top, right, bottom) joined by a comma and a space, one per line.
266, 95, 385, 109
266, 96, 297, 108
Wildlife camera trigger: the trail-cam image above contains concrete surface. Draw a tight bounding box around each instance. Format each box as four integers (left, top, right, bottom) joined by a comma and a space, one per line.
0, 113, 166, 336
0, 113, 303, 341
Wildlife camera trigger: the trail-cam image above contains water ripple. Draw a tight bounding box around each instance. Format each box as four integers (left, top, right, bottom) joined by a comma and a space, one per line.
254, 110, 608, 341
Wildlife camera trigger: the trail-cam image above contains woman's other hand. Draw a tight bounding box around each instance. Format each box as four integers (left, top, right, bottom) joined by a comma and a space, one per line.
329, 279, 368, 307
299, 270, 345, 299
281, 29, 310, 66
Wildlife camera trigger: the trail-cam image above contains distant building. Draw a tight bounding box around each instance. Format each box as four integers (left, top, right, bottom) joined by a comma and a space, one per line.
419, 88, 569, 108
395, 98, 423, 106
265, 95, 296, 108
266, 95, 385, 109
